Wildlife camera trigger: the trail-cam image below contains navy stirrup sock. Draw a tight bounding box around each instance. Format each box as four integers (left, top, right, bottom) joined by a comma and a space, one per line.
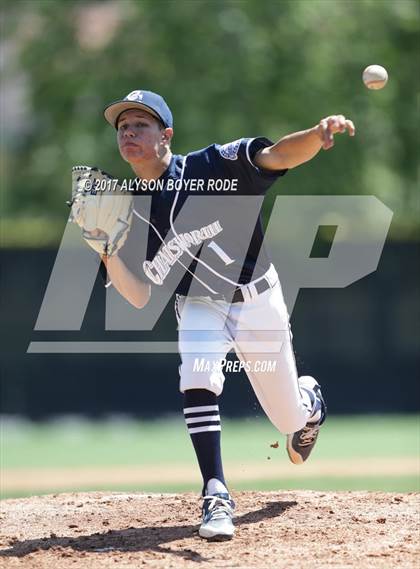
183, 389, 226, 491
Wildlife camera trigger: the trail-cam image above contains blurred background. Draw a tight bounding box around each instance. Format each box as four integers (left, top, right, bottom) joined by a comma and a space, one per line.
1, 0, 419, 498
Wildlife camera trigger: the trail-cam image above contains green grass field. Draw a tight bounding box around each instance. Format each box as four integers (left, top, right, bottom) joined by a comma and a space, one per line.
1, 415, 419, 498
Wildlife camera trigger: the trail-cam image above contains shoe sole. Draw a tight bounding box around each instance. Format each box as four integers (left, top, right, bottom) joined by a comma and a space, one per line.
286, 434, 304, 465
199, 526, 234, 540
199, 532, 234, 541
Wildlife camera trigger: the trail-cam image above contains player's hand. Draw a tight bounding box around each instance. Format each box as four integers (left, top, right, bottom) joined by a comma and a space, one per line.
316, 115, 355, 150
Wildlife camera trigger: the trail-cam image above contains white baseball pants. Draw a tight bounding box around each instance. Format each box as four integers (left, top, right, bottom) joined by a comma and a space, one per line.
175, 265, 312, 435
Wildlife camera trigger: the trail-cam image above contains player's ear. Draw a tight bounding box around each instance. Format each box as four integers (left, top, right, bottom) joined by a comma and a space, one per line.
161, 127, 173, 145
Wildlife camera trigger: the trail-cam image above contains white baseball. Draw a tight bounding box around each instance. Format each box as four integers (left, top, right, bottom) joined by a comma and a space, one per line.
362, 65, 388, 90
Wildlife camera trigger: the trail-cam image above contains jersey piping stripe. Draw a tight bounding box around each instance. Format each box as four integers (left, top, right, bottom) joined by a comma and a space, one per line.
183, 404, 219, 414
174, 296, 181, 323
185, 415, 221, 425
169, 155, 245, 289
188, 425, 221, 434
245, 137, 260, 171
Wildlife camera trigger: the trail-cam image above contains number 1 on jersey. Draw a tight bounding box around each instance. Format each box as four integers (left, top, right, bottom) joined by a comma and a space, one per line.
207, 241, 235, 266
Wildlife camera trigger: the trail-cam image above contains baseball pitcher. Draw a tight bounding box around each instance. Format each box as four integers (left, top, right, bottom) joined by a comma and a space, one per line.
70, 89, 355, 540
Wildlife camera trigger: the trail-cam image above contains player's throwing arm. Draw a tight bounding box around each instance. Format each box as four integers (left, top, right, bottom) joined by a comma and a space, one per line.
254, 115, 355, 170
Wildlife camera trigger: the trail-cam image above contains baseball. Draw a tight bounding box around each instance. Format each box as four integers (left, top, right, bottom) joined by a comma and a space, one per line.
362, 65, 388, 90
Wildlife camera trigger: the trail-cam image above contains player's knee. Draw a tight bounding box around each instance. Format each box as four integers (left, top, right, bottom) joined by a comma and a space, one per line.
180, 379, 223, 397
179, 362, 225, 396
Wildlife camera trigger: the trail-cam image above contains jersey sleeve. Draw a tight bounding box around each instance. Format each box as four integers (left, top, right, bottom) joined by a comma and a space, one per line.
215, 137, 287, 194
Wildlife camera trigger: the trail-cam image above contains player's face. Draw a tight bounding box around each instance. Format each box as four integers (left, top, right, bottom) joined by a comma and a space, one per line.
117, 109, 167, 163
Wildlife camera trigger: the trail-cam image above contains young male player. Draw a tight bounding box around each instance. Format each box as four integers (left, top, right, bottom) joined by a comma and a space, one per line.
82, 90, 355, 540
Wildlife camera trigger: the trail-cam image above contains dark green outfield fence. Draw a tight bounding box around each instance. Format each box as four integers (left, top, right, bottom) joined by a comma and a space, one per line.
1, 241, 418, 419
2, 2, 418, 420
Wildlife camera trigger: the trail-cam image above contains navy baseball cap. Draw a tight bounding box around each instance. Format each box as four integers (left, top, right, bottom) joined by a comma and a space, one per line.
104, 90, 173, 129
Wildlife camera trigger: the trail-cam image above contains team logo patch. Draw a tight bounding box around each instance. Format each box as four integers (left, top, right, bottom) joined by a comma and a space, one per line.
126, 90, 143, 102
219, 139, 242, 160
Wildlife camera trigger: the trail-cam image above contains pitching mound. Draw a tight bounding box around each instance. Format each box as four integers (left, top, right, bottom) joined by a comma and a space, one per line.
0, 491, 418, 568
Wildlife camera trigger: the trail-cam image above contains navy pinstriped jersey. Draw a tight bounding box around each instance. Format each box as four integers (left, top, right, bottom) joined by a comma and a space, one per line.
108, 137, 287, 296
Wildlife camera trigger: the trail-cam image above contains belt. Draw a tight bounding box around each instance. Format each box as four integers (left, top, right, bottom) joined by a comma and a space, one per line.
212, 277, 271, 303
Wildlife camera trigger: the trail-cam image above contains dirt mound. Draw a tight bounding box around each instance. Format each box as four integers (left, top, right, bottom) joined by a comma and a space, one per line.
0, 490, 418, 568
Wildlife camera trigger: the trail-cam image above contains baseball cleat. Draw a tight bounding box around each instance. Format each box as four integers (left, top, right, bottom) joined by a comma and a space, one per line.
287, 379, 327, 465
199, 492, 235, 540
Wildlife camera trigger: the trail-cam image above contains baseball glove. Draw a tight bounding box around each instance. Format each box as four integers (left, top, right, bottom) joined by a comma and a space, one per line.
69, 166, 133, 256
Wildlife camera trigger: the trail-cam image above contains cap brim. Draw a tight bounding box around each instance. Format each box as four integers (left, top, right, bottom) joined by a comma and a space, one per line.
104, 100, 162, 128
